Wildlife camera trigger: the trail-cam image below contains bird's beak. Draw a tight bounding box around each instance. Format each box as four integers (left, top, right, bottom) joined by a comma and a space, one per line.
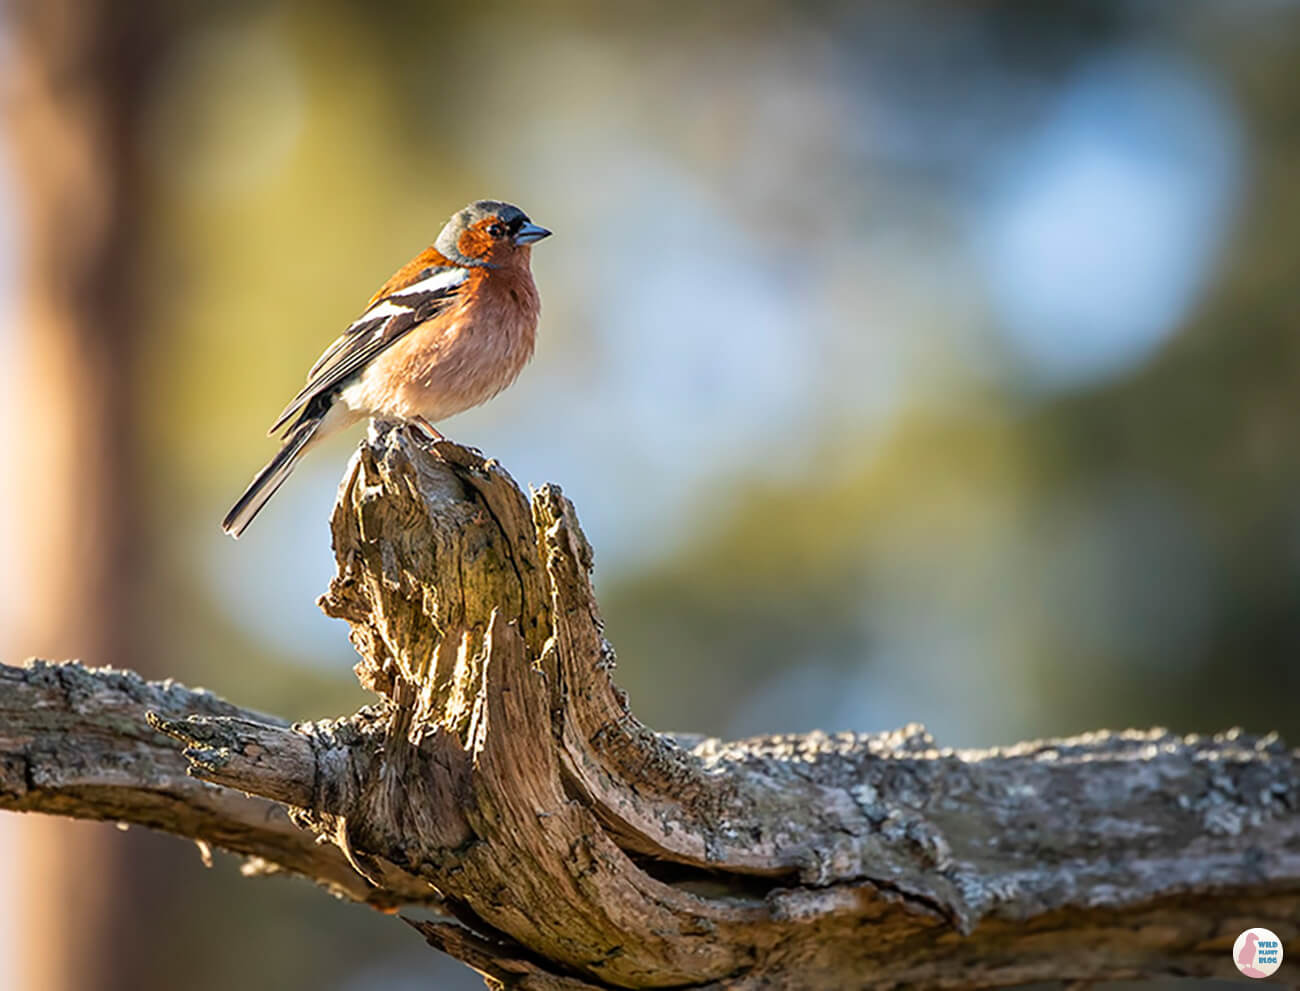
514, 222, 552, 245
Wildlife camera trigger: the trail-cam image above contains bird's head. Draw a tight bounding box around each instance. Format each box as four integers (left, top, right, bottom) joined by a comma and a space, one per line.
436, 200, 551, 268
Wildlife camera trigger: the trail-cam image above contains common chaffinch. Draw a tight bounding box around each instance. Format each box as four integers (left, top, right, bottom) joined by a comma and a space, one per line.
222, 199, 551, 537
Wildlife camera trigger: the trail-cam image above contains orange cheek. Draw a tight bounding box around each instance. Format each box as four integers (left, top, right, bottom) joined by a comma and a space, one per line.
458, 223, 497, 261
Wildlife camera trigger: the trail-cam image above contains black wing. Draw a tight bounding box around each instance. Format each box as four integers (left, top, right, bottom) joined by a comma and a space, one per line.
268, 265, 469, 435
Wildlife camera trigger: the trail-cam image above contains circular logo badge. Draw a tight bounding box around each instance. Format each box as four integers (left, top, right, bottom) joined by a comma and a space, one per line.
1233, 928, 1283, 978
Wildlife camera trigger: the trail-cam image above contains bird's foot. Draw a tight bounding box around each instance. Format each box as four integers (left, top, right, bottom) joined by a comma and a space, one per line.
408, 416, 446, 444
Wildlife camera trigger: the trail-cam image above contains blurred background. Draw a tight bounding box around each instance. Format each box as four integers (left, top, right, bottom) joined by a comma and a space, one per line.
1, 0, 1297, 988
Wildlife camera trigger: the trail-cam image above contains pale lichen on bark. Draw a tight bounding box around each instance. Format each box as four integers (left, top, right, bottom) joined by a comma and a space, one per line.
2, 425, 1298, 989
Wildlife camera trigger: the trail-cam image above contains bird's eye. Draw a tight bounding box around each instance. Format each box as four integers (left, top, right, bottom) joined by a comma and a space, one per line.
488, 223, 506, 237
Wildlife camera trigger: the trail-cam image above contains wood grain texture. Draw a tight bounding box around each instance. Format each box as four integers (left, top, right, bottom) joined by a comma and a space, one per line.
3, 425, 1298, 988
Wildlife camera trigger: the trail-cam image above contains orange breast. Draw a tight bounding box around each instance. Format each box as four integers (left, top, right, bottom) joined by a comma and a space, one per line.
346, 264, 541, 423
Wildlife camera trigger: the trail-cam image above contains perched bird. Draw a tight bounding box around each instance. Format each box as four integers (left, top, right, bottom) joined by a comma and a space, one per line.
222, 199, 551, 537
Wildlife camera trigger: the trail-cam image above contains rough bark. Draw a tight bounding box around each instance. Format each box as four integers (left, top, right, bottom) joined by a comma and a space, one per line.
2, 427, 1298, 989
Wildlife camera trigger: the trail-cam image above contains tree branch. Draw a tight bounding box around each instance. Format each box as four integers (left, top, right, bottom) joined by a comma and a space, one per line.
3, 426, 1298, 989
0, 658, 438, 909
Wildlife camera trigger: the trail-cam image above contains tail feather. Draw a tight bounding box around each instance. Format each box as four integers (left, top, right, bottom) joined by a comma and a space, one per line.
222, 417, 322, 538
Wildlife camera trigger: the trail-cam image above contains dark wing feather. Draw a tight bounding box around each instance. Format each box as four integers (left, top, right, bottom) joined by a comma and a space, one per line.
268, 266, 469, 435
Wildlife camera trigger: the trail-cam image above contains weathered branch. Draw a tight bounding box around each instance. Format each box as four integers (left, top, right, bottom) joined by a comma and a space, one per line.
3, 426, 1298, 989
0, 658, 444, 909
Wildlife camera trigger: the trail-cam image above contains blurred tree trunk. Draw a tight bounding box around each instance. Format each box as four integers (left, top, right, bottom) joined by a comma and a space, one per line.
4, 2, 166, 988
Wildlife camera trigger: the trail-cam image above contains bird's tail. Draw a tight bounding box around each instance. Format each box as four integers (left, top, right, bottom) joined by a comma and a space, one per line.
222, 416, 322, 538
